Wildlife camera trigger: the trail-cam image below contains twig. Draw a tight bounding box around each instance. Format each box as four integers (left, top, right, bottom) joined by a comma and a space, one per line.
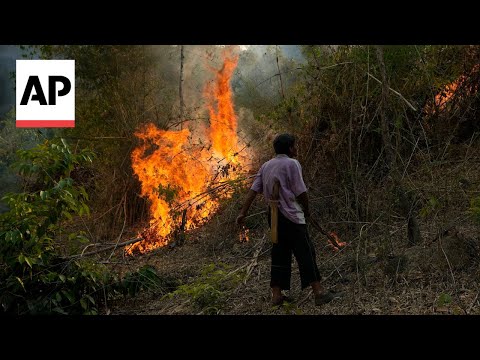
107, 193, 128, 261
245, 210, 267, 220
244, 246, 262, 285
438, 235, 456, 285
297, 289, 313, 306
367, 72, 417, 111
65, 237, 143, 259
467, 291, 480, 314
401, 137, 420, 180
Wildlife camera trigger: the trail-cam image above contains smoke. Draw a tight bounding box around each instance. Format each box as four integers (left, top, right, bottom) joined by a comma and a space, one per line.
0, 45, 306, 213
0, 46, 40, 213
0, 45, 21, 119
146, 45, 304, 134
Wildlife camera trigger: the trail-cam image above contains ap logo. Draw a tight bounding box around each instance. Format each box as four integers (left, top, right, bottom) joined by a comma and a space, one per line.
16, 60, 75, 128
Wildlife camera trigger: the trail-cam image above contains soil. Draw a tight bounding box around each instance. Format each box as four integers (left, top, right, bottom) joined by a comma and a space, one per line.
104, 222, 480, 316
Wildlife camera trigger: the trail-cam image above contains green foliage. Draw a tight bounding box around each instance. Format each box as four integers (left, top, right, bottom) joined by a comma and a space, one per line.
120, 265, 177, 297
278, 299, 302, 315
165, 262, 244, 315
13, 137, 94, 187
420, 196, 441, 218
28, 45, 182, 238
436, 293, 452, 307
0, 138, 113, 314
0, 110, 39, 203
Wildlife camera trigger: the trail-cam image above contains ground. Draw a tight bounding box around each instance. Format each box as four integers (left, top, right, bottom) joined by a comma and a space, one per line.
105, 222, 480, 315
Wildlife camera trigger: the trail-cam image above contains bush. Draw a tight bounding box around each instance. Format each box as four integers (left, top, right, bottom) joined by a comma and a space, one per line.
0, 138, 116, 314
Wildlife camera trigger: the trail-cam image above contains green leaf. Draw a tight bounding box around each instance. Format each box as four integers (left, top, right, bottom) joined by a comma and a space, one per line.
18, 254, 25, 264
86, 294, 95, 305
52, 307, 68, 315
61, 290, 75, 304
80, 298, 88, 310
16, 277, 26, 292
59, 274, 66, 282
24, 257, 33, 268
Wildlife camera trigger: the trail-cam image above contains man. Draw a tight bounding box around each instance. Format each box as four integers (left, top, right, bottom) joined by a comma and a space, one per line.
236, 133, 336, 306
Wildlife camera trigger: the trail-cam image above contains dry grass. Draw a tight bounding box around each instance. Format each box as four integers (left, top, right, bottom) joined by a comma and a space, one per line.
99, 138, 480, 316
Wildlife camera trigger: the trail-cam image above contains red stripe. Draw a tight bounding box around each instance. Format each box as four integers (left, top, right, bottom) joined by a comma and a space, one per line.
16, 120, 75, 128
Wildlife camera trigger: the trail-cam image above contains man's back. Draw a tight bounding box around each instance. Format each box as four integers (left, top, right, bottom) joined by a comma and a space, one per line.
251, 154, 307, 224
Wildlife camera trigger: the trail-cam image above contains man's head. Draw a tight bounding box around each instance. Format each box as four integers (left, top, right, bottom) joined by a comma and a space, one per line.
273, 133, 297, 157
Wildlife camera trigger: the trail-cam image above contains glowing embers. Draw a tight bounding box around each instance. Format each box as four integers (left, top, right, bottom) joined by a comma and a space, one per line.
239, 226, 250, 242
327, 231, 346, 252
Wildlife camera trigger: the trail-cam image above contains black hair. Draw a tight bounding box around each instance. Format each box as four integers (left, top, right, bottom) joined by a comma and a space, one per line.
273, 133, 295, 155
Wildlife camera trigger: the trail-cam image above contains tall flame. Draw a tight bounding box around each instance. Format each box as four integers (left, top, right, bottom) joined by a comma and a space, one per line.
127, 52, 248, 254
206, 55, 239, 163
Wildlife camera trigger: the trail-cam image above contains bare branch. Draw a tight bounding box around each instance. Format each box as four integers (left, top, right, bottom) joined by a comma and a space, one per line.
367, 72, 418, 112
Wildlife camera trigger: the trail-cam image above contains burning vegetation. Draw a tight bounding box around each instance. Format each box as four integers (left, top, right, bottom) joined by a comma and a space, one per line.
126, 53, 250, 254
427, 64, 480, 114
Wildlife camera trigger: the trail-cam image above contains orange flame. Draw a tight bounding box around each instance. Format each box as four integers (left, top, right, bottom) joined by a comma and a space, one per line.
433, 79, 461, 112
206, 54, 240, 164
328, 231, 346, 252
428, 64, 480, 114
127, 52, 248, 255
239, 226, 250, 242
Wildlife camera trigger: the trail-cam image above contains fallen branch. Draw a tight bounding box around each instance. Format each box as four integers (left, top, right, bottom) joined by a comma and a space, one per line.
65, 236, 143, 260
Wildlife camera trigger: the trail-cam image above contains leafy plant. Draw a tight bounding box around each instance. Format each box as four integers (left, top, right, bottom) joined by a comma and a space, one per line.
0, 138, 116, 314
120, 265, 177, 297
279, 299, 302, 315
420, 196, 441, 218
437, 293, 452, 307
165, 262, 244, 315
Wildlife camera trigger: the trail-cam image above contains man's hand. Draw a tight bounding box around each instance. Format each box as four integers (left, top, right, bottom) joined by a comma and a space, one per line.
236, 190, 258, 226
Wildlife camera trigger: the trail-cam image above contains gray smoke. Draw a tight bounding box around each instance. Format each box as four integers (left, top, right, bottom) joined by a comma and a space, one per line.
0, 45, 21, 119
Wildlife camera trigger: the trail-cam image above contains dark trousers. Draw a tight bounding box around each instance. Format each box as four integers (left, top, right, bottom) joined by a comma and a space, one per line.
268, 210, 321, 290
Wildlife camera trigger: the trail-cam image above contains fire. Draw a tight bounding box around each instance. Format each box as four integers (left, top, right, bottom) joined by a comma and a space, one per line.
127, 51, 249, 255
206, 55, 240, 164
428, 64, 480, 114
328, 231, 346, 252
239, 225, 250, 242
432, 78, 461, 112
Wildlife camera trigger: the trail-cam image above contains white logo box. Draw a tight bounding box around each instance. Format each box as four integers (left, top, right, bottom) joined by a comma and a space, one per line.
16, 60, 75, 128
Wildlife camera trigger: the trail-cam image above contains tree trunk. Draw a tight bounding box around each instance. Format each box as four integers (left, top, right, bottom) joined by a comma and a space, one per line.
376, 46, 421, 247
375, 45, 394, 170
275, 45, 285, 100
179, 45, 185, 128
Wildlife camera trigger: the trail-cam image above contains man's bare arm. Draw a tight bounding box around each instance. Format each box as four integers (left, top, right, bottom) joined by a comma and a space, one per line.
236, 189, 258, 225
296, 191, 310, 219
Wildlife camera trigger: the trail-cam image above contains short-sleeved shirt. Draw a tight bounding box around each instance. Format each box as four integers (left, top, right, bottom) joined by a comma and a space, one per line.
251, 154, 307, 224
